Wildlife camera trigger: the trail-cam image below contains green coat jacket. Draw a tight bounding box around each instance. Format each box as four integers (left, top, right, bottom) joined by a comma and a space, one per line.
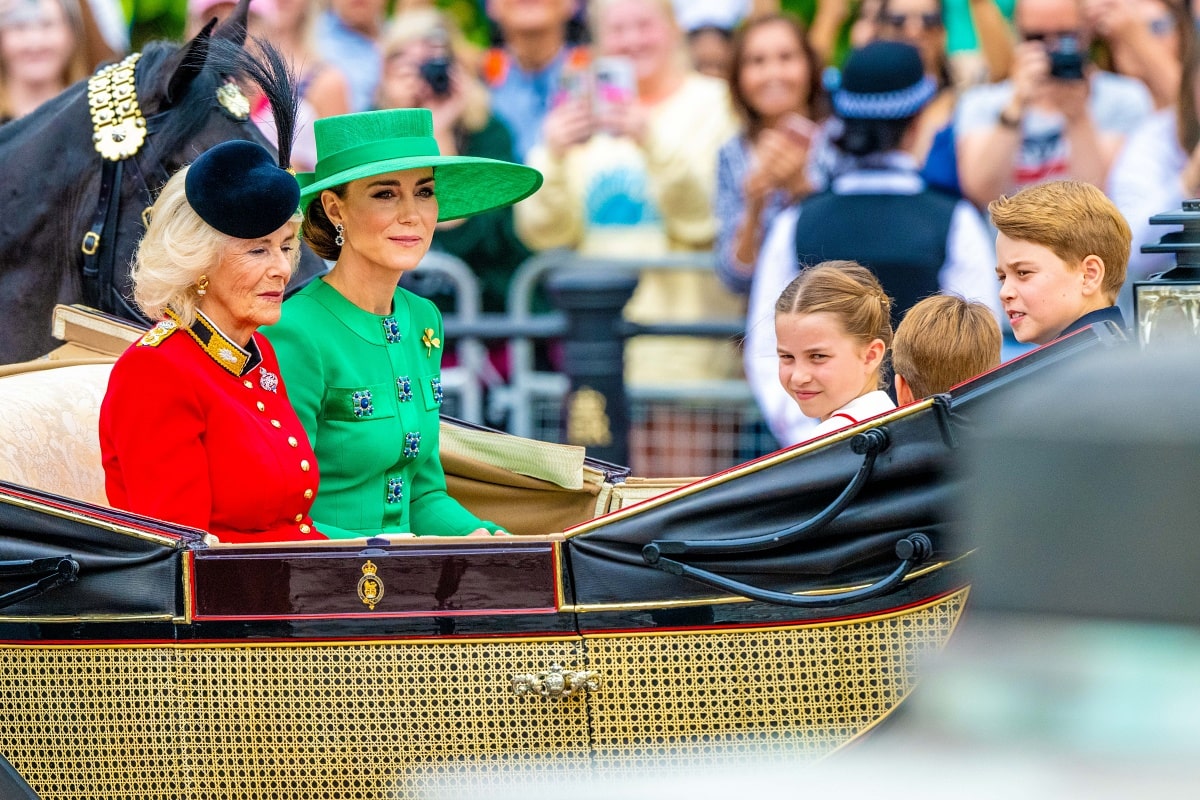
264, 279, 496, 538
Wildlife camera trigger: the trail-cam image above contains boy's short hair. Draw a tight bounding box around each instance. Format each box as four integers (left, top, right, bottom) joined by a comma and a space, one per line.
893, 294, 1002, 397
988, 180, 1130, 302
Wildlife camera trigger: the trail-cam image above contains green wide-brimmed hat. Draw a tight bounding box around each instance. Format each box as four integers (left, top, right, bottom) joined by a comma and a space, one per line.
297, 108, 543, 221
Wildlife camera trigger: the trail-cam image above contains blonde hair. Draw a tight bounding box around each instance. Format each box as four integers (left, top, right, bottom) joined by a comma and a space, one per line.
893, 294, 1001, 397
776, 261, 894, 387
380, 8, 490, 132
133, 166, 300, 326
989, 180, 1130, 302
588, 0, 688, 74
0, 0, 89, 119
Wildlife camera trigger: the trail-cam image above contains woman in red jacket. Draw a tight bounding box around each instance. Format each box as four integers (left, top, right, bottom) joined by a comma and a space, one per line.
99, 137, 326, 544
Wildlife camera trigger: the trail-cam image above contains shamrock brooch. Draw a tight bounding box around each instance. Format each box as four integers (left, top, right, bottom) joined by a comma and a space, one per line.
422, 327, 441, 357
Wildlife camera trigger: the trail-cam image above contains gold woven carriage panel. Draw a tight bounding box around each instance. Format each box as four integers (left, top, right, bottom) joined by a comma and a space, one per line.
0, 637, 591, 800
582, 589, 968, 772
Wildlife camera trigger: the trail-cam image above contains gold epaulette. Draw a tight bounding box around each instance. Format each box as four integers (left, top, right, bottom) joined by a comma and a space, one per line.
138, 319, 179, 347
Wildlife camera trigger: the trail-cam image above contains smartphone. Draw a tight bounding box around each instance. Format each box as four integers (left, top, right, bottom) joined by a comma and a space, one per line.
593, 56, 637, 111
553, 63, 593, 108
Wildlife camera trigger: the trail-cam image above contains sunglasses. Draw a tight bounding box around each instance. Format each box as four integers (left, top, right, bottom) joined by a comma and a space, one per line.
1020, 29, 1081, 42
881, 11, 944, 31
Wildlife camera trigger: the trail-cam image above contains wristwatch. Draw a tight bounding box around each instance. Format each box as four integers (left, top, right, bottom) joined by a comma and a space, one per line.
998, 107, 1022, 129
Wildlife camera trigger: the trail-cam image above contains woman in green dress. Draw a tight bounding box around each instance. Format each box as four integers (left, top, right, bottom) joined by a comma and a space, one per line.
264, 107, 542, 538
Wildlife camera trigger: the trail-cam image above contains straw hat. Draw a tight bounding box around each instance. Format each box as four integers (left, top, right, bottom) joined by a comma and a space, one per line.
297, 108, 543, 221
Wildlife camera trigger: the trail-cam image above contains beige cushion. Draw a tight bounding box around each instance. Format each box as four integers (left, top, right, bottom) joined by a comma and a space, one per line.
0, 363, 113, 506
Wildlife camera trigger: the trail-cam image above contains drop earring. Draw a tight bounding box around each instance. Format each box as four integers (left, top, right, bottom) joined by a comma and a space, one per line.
335, 224, 344, 247
195, 274, 209, 296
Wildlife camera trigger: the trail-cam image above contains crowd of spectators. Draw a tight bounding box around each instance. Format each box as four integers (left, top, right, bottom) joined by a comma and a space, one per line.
1, 0, 1195, 433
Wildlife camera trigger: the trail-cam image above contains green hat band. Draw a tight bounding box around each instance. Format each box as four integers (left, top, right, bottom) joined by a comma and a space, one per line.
314, 136, 441, 184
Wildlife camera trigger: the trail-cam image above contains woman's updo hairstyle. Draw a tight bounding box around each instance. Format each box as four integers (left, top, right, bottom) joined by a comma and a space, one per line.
302, 185, 348, 261
776, 260, 894, 360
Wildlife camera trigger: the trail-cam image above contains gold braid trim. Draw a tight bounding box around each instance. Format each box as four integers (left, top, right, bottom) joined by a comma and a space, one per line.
166, 309, 251, 376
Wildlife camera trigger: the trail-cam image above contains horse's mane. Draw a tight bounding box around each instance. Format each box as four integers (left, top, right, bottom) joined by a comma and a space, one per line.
136, 36, 300, 167
133, 40, 224, 163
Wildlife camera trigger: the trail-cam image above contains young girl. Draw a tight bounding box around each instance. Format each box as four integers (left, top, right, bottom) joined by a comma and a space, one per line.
775, 261, 896, 438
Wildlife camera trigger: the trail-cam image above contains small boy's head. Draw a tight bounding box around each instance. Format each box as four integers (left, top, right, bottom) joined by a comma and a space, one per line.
989, 180, 1130, 345
893, 294, 1002, 404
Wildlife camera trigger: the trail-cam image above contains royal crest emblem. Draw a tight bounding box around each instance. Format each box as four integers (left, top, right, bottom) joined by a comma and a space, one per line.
357, 560, 384, 610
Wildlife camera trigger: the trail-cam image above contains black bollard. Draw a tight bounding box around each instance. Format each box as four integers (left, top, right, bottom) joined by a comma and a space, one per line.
546, 267, 638, 466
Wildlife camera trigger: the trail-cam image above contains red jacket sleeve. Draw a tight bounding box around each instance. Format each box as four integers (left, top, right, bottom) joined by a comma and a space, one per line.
99, 345, 214, 530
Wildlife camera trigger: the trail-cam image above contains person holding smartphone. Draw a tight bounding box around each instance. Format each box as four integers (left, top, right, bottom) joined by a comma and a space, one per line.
954, 0, 1151, 207
516, 0, 741, 389
714, 12, 831, 296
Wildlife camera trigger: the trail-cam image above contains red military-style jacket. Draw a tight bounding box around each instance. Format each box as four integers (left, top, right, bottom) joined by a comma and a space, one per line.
99, 310, 326, 543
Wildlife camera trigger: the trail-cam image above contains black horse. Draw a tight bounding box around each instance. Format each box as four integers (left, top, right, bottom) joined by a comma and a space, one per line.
0, 1, 325, 364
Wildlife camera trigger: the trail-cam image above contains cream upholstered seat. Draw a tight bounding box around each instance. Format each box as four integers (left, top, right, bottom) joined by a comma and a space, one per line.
0, 363, 113, 506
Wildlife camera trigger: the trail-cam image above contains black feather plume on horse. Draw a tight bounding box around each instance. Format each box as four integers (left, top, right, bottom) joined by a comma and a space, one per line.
0, 1, 325, 365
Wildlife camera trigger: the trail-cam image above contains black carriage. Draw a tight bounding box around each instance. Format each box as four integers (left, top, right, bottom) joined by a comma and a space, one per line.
0, 311, 1122, 799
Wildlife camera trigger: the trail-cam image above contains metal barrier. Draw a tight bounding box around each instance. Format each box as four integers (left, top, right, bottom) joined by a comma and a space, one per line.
418, 249, 781, 474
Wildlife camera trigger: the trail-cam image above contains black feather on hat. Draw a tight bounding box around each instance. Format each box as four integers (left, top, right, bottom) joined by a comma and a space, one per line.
184, 38, 301, 239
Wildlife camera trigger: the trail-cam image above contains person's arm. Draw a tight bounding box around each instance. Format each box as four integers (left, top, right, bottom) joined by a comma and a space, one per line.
1043, 78, 1113, 190
641, 83, 739, 248
957, 46, 1045, 206
714, 141, 757, 294
956, 111, 1022, 208
744, 207, 818, 447
809, 0, 857, 67
1084, 0, 1180, 109
100, 348, 212, 530
939, 201, 1003, 321
513, 141, 585, 251
967, 0, 1016, 82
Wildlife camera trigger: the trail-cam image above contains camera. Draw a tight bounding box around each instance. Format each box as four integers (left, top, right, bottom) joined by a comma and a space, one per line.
1047, 35, 1085, 81
419, 56, 453, 98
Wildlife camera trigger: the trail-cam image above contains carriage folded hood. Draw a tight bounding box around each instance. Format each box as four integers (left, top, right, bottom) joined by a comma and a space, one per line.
0, 483, 201, 620
564, 323, 1122, 608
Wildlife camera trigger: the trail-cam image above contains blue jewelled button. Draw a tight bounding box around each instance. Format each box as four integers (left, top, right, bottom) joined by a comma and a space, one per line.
397, 376, 413, 403
381, 316, 402, 343
386, 476, 404, 504
431, 377, 443, 406
352, 389, 374, 418
403, 431, 421, 459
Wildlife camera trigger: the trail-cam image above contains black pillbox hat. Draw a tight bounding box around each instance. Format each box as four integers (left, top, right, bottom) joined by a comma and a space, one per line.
184, 140, 300, 239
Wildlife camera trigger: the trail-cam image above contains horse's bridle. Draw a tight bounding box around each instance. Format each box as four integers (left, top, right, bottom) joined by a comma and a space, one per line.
81, 54, 250, 321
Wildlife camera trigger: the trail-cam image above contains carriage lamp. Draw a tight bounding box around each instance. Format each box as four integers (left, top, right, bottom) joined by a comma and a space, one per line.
1135, 199, 1200, 345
